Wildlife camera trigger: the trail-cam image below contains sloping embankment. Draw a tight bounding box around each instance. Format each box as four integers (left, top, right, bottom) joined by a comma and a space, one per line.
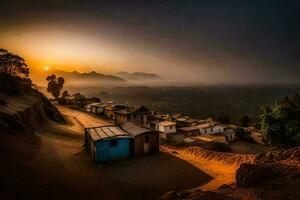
0, 90, 65, 164
162, 146, 255, 191
0, 94, 65, 135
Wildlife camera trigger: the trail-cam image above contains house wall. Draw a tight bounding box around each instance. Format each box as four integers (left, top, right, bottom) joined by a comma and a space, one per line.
133, 132, 159, 156
158, 125, 176, 133
176, 120, 186, 128
199, 126, 225, 134
167, 133, 184, 145
96, 107, 103, 114
135, 114, 148, 126
104, 110, 115, 119
95, 138, 130, 162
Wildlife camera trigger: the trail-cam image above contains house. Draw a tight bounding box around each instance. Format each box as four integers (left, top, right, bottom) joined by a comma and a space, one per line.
91, 103, 108, 115
104, 104, 128, 119
147, 120, 161, 130
156, 121, 176, 138
121, 123, 159, 156
65, 93, 86, 107
177, 126, 200, 137
184, 118, 198, 127
175, 118, 187, 127
115, 106, 151, 126
166, 132, 185, 145
84, 125, 131, 163
134, 106, 152, 126
224, 129, 235, 142
197, 123, 226, 134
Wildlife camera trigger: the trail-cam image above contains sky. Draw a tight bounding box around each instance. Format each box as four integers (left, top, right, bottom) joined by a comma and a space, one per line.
0, 0, 299, 84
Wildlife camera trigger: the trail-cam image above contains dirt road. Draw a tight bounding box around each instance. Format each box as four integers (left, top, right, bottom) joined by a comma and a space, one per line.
0, 106, 212, 200
57, 106, 113, 128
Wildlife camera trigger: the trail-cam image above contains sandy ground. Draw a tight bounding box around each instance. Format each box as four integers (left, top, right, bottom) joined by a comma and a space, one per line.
162, 146, 255, 191
0, 106, 213, 200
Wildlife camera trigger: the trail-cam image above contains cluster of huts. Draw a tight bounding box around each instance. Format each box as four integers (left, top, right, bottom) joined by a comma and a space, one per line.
82, 100, 240, 162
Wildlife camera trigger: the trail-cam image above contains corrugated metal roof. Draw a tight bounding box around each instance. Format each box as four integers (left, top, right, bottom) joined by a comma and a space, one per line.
121, 122, 152, 137
86, 125, 130, 141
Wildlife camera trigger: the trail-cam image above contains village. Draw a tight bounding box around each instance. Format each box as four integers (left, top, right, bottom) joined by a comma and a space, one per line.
59, 92, 265, 163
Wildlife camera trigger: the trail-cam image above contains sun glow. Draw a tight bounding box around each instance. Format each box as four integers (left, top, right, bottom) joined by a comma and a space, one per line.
44, 66, 49, 71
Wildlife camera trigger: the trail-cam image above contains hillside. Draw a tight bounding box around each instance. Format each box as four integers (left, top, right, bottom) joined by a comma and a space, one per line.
0, 73, 65, 160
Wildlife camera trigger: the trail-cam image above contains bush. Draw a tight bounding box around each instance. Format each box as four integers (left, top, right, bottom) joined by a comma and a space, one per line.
260, 95, 300, 147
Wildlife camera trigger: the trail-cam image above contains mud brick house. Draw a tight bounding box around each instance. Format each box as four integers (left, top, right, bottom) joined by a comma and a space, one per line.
84, 125, 131, 163
122, 123, 159, 156
115, 106, 152, 126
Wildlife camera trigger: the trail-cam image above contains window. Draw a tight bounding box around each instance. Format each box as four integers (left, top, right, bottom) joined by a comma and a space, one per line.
170, 125, 173, 130
110, 139, 118, 147
211, 128, 213, 132
205, 130, 207, 134
144, 135, 149, 143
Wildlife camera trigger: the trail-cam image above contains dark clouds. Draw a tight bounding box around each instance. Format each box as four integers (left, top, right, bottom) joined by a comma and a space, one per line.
0, 0, 299, 84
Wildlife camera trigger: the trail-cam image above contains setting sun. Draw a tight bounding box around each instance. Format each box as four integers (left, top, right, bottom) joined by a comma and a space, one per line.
44, 66, 49, 71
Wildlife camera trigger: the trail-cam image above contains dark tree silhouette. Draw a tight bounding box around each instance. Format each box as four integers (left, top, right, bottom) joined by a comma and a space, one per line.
46, 74, 65, 99
0, 48, 29, 78
61, 90, 69, 98
239, 115, 250, 127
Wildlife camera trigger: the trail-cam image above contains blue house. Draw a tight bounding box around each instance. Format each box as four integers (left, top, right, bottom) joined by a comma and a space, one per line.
84, 125, 131, 163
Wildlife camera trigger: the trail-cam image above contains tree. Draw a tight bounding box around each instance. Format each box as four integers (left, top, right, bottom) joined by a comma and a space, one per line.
46, 74, 65, 99
61, 90, 69, 98
239, 115, 250, 127
0, 48, 29, 78
260, 95, 300, 147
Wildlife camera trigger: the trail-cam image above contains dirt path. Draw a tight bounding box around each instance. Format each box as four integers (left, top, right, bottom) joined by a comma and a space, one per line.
57, 106, 113, 128
162, 146, 255, 191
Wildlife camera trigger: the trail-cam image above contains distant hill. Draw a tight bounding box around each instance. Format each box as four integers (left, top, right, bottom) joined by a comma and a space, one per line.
47, 70, 127, 86
116, 71, 161, 82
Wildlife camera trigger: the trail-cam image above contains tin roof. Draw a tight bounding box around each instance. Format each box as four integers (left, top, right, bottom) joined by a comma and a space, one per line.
121, 122, 152, 137
86, 125, 130, 141
158, 121, 176, 126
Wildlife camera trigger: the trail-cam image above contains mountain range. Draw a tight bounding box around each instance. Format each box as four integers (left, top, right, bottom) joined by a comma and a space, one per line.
116, 71, 161, 82
45, 70, 162, 87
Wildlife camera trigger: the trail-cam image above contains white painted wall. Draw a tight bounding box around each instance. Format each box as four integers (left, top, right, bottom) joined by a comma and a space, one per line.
158, 125, 176, 133
199, 125, 225, 134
